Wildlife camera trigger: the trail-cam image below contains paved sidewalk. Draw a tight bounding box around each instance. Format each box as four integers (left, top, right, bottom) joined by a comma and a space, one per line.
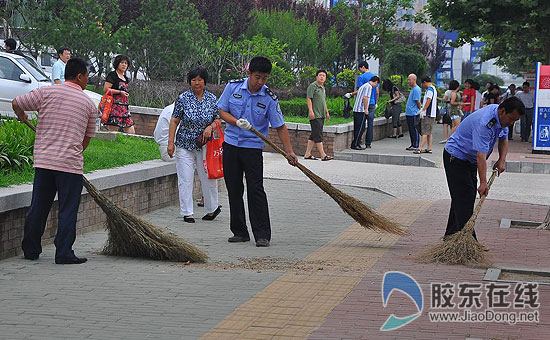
335, 120, 550, 173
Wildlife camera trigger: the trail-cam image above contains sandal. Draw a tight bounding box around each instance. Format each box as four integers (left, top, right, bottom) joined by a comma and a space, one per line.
321, 155, 333, 161
421, 149, 432, 154
388, 135, 397, 138
304, 155, 317, 160
413, 149, 421, 154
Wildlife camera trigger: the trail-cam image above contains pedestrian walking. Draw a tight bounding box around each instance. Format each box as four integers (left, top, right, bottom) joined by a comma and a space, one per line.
304, 69, 332, 161
217, 56, 298, 247
415, 76, 437, 154
12, 58, 97, 264
516, 81, 535, 142
103, 54, 135, 134
405, 74, 421, 151
51, 46, 71, 84
443, 97, 524, 239
167, 67, 221, 223
350, 76, 380, 149
501, 84, 517, 140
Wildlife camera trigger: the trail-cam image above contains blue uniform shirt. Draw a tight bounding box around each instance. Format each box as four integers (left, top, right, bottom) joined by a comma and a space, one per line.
356, 71, 377, 105
217, 78, 285, 149
406, 85, 421, 116
51, 59, 65, 84
445, 104, 509, 164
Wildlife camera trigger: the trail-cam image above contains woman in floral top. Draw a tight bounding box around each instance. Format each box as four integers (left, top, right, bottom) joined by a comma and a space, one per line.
104, 54, 135, 134
167, 67, 221, 223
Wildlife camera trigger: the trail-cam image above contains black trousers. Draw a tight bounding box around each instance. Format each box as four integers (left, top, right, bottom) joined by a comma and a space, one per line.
406, 115, 420, 148
222, 142, 271, 241
22, 168, 83, 260
443, 150, 477, 239
521, 108, 534, 141
351, 111, 366, 148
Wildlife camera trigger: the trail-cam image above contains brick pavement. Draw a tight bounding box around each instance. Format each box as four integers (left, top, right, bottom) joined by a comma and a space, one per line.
0, 179, 391, 340
310, 199, 550, 340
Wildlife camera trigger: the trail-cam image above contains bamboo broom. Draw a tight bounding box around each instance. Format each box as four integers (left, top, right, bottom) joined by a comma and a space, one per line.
249, 126, 404, 235
419, 170, 498, 266
24, 121, 208, 263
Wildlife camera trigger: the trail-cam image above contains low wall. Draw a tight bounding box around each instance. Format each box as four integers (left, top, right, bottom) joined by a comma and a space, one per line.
0, 160, 225, 260
130, 105, 408, 157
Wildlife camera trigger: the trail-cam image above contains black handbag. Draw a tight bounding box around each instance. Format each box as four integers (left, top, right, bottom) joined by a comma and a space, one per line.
384, 104, 392, 119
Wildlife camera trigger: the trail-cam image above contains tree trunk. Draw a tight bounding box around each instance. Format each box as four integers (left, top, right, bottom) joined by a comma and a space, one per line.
538, 206, 550, 230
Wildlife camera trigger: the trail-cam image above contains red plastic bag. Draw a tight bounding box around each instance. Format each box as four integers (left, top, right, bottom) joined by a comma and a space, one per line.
99, 89, 114, 124
206, 124, 224, 179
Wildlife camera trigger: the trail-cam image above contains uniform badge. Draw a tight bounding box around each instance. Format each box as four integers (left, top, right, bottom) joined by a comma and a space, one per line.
232, 93, 242, 99
256, 103, 266, 109
266, 88, 278, 100
486, 118, 496, 129
229, 78, 244, 83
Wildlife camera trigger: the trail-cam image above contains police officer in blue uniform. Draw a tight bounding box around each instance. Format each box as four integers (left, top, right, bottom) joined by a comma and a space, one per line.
218, 56, 298, 247
443, 97, 525, 240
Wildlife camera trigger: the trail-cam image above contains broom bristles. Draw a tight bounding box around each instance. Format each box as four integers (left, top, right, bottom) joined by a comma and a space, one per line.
84, 178, 208, 263
417, 171, 498, 266
249, 127, 404, 235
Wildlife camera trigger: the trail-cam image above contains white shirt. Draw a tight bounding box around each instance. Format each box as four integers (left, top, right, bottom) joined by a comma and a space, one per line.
153, 103, 175, 146
474, 90, 482, 110
516, 90, 534, 109
421, 85, 437, 118
353, 82, 373, 113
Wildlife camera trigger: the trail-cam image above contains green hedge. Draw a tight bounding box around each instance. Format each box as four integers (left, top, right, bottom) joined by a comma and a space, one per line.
279, 94, 396, 119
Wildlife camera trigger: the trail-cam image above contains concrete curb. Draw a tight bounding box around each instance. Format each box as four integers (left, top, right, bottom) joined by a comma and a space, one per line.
334, 151, 438, 168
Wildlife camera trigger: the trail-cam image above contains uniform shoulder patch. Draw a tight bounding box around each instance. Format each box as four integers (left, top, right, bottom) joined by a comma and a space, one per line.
486, 118, 497, 129
229, 78, 245, 83
265, 88, 278, 100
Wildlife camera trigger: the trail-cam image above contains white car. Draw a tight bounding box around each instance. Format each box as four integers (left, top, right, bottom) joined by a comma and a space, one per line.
0, 51, 102, 117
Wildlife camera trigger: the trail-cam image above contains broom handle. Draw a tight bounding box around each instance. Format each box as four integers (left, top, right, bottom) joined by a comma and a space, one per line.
249, 126, 310, 173
464, 170, 498, 232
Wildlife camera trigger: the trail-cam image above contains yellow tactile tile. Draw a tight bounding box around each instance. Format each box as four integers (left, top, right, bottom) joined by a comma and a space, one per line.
200, 199, 433, 340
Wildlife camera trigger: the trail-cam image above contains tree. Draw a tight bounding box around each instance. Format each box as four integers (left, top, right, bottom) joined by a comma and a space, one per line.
13, 0, 119, 75
473, 74, 504, 87
116, 0, 210, 81
360, 0, 420, 74
190, 0, 254, 40
382, 44, 428, 80
394, 29, 447, 77
427, 0, 550, 74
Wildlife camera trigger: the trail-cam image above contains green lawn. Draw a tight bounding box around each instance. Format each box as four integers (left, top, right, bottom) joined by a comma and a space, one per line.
0, 134, 160, 188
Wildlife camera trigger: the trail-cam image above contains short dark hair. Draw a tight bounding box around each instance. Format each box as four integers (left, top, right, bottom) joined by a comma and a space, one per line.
316, 69, 327, 77
523, 81, 530, 87
187, 66, 208, 84
509, 83, 516, 88
473, 81, 480, 91
499, 97, 525, 116
64, 58, 88, 80
486, 81, 494, 87
4, 38, 16, 50
421, 76, 432, 83
490, 84, 500, 92
113, 54, 131, 72
358, 61, 369, 70
249, 56, 272, 74
381, 79, 394, 92
465, 78, 474, 86
449, 80, 460, 90
57, 46, 71, 56
370, 76, 380, 83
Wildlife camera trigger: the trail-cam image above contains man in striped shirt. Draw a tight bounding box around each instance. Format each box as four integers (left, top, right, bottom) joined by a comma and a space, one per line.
12, 58, 97, 264
351, 76, 380, 149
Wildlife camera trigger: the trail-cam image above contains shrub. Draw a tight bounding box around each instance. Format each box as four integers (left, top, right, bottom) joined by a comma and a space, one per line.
336, 69, 357, 91
0, 118, 35, 169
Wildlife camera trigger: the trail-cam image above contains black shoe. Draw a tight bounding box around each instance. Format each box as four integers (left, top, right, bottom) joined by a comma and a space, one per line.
183, 216, 195, 223
228, 236, 250, 243
398, 134, 404, 138
405, 146, 416, 151
24, 254, 39, 260
256, 239, 270, 247
351, 146, 362, 150
55, 257, 87, 264
365, 145, 372, 148
202, 206, 221, 221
